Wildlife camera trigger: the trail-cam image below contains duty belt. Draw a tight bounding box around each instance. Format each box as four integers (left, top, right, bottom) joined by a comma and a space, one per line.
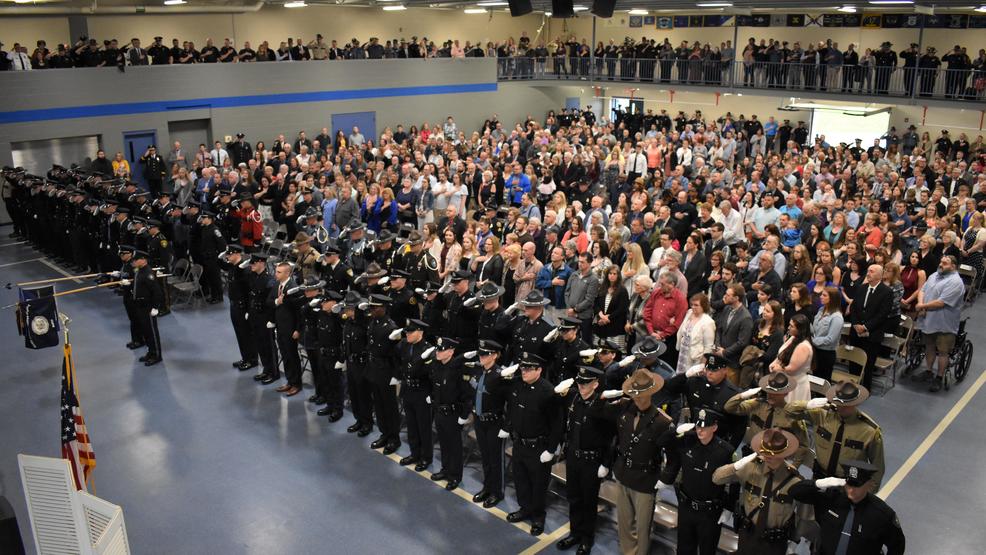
476, 411, 504, 422
618, 452, 657, 472
513, 435, 547, 449
402, 378, 425, 389
676, 490, 723, 512
437, 403, 460, 416
572, 448, 601, 461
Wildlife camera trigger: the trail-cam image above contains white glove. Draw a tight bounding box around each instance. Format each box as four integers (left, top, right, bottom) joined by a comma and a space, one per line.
389, 377, 400, 386
618, 355, 637, 367
238, 260, 251, 269
309, 298, 321, 307
597, 465, 609, 478
439, 282, 452, 294
543, 328, 559, 342
266, 321, 275, 329
457, 417, 469, 426
685, 364, 705, 378
463, 297, 478, 307
378, 276, 389, 285
504, 302, 521, 315
740, 387, 761, 399
676, 422, 695, 435
539, 450, 553, 463
497, 429, 510, 439
330, 304, 342, 314
357, 302, 369, 310
388, 328, 404, 340
420, 346, 436, 359
414, 288, 425, 295
120, 279, 132, 286
150, 308, 159, 317
807, 398, 830, 410
463, 351, 477, 359
108, 271, 121, 278
426, 396, 431, 404
601, 389, 624, 399
655, 480, 672, 492
579, 348, 599, 358
815, 477, 847, 490
733, 452, 758, 471
554, 378, 575, 394
500, 364, 518, 377
334, 361, 344, 369
718, 510, 733, 526
245, 313, 250, 320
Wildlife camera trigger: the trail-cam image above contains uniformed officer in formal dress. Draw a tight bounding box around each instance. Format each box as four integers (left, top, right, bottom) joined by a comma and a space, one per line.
318, 244, 354, 294
197, 211, 227, 304
399, 230, 439, 288
427, 336, 474, 491
660, 409, 736, 555
873, 41, 898, 94
341, 291, 375, 436
365, 294, 402, 454
314, 291, 346, 422
354, 262, 388, 296
622, 336, 681, 420
292, 231, 320, 281
297, 276, 325, 403
440, 269, 480, 352
663, 354, 746, 449
505, 291, 555, 363
417, 281, 444, 335
501, 352, 564, 536
111, 245, 143, 350
386, 269, 417, 326
372, 229, 398, 273
395, 319, 434, 471
475, 282, 513, 348
593, 338, 624, 390
724, 372, 812, 467
470, 339, 513, 509
219, 245, 258, 371
789, 382, 886, 486
130, 250, 164, 366
247, 253, 280, 385
554, 366, 615, 555
789, 459, 906, 555
145, 218, 174, 312
550, 316, 592, 384
340, 221, 374, 275
713, 428, 804, 555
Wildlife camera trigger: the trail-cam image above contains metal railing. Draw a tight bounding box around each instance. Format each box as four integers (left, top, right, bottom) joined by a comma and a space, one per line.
496, 57, 986, 102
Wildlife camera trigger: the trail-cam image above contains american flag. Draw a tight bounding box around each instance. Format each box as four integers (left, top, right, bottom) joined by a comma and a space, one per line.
61, 342, 95, 491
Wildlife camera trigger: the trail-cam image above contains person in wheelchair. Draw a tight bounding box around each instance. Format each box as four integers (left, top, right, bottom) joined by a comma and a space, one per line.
914, 255, 966, 393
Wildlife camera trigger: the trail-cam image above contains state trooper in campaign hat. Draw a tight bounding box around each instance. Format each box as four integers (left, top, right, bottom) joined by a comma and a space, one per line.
723, 371, 810, 467
395, 318, 434, 471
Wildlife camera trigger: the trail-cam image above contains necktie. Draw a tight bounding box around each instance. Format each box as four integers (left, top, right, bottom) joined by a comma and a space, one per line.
864, 286, 874, 308
475, 372, 487, 415
725, 307, 736, 329
825, 421, 846, 476
756, 472, 775, 532
834, 505, 856, 555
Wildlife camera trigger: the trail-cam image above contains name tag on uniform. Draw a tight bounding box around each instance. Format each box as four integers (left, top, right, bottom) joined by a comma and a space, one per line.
827, 510, 839, 518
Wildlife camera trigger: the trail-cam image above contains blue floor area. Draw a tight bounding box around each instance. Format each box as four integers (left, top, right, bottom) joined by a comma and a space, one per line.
0, 240, 984, 554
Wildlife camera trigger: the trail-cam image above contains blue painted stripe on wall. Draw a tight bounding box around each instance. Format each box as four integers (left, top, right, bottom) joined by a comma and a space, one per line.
0, 82, 498, 124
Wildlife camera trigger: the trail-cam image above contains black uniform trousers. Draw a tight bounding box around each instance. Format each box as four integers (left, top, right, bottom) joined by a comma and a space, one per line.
565, 453, 603, 543
133, 305, 161, 358
475, 419, 505, 496
305, 347, 320, 386
372, 382, 401, 443
401, 388, 433, 463
346, 359, 375, 427
230, 303, 256, 363
276, 331, 303, 388
435, 410, 464, 479
512, 440, 552, 523
251, 319, 279, 378
737, 528, 786, 555
201, 258, 223, 301
317, 349, 345, 411
677, 505, 723, 555
123, 297, 144, 345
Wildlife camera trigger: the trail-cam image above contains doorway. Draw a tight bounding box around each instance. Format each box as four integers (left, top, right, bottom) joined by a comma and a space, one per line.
331, 112, 376, 147
167, 119, 211, 168
123, 130, 157, 191
610, 97, 644, 122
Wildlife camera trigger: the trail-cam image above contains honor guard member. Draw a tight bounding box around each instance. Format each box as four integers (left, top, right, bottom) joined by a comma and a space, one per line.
151, 190, 175, 222
341, 292, 375, 437
724, 372, 812, 467
130, 216, 150, 251
269, 261, 304, 397
713, 428, 803, 555
315, 291, 346, 422
663, 354, 746, 449
554, 366, 615, 555
296, 276, 325, 403
386, 269, 417, 326
291, 231, 320, 281
660, 410, 735, 555
401, 231, 439, 288
354, 262, 388, 296
593, 338, 624, 390
219, 245, 257, 371
505, 291, 555, 363
197, 211, 227, 304
789, 460, 906, 555
592, 369, 675, 555
471, 340, 512, 509
113, 245, 144, 350
442, 269, 480, 352
247, 254, 280, 385
145, 219, 174, 270
318, 244, 354, 294
475, 282, 513, 348
365, 294, 402, 454
98, 201, 119, 271
231, 194, 264, 253
621, 337, 681, 420
417, 281, 444, 336
550, 316, 592, 384
130, 250, 164, 366
213, 191, 238, 241
296, 208, 323, 251
395, 319, 435, 471
372, 229, 398, 272
341, 222, 374, 275
501, 352, 564, 536
428, 336, 475, 491
787, 382, 886, 488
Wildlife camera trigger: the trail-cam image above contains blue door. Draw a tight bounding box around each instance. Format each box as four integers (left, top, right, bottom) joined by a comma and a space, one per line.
123, 130, 157, 191
331, 112, 376, 150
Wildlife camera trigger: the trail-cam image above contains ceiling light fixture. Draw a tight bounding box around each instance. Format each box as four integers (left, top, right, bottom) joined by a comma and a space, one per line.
382, 4, 406, 9
837, 5, 857, 12
696, 2, 733, 7
283, 0, 306, 6
464, 7, 487, 13
975, 5, 986, 12
628, 9, 649, 15
164, 0, 187, 5
867, 0, 913, 4
573, 5, 589, 11
476, 1, 508, 5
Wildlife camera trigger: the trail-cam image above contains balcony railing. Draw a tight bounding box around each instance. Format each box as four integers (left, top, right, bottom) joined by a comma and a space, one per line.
496, 57, 986, 102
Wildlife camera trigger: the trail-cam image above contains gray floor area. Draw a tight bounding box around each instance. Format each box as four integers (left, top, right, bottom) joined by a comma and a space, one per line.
0, 240, 984, 554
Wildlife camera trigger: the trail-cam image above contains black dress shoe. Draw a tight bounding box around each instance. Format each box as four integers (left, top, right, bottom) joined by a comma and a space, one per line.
346, 423, 361, 433
530, 522, 544, 536
327, 410, 343, 422
413, 461, 430, 472
472, 489, 490, 503
126, 342, 145, 350
430, 471, 447, 482
260, 375, 277, 385
445, 480, 459, 491
138, 355, 149, 362
399, 456, 418, 466
356, 427, 373, 437
143, 357, 162, 367
482, 495, 503, 509
382, 442, 400, 455
370, 437, 388, 449
575, 543, 592, 555
308, 395, 326, 404
316, 407, 333, 416
506, 511, 528, 523
253, 373, 268, 382
237, 361, 258, 371
556, 535, 581, 551
232, 360, 244, 368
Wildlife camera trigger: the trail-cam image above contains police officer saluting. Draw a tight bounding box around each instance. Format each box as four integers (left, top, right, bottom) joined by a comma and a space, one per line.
471, 339, 513, 508
246, 253, 279, 385
505, 291, 555, 363
386, 269, 417, 326
550, 316, 593, 384
427, 336, 474, 491
111, 245, 144, 350
198, 210, 227, 304
724, 371, 811, 466
476, 282, 513, 348
318, 244, 354, 294
663, 353, 745, 449
219, 245, 258, 371
366, 294, 402, 454
341, 291, 374, 436
396, 319, 434, 471
314, 290, 346, 422
130, 250, 164, 366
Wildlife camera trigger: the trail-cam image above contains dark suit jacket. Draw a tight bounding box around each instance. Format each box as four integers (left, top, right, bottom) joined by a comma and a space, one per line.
268, 279, 300, 335
714, 305, 754, 367
436, 216, 468, 242
848, 282, 893, 340
682, 250, 708, 299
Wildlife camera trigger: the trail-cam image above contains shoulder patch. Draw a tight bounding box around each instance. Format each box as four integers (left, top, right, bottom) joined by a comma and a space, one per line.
160, 239, 168, 248
409, 297, 416, 305
346, 268, 354, 277
214, 228, 223, 238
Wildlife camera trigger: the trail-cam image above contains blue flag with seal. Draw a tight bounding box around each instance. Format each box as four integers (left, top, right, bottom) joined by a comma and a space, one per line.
16, 285, 60, 349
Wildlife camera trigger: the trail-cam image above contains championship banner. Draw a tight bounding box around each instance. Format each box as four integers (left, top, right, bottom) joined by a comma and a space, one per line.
657, 16, 673, 29
881, 13, 904, 28
861, 14, 882, 28
770, 14, 787, 27
15, 285, 60, 349
674, 15, 690, 28
786, 14, 805, 27
703, 15, 733, 27
900, 14, 922, 28
736, 14, 770, 27
925, 14, 969, 28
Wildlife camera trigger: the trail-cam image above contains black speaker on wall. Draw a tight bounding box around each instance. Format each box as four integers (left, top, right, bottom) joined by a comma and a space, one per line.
508, 0, 533, 16
0, 497, 25, 555
591, 0, 617, 18
552, 0, 575, 17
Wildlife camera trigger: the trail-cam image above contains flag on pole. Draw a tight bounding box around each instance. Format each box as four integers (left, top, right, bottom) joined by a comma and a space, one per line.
61, 341, 95, 491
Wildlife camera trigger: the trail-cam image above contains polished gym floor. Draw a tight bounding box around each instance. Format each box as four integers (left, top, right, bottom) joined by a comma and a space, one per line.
1, 240, 985, 554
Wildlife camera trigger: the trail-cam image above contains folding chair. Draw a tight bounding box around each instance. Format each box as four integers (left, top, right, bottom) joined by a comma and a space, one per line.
958, 265, 978, 304
166, 258, 190, 288
833, 345, 868, 385
172, 263, 204, 305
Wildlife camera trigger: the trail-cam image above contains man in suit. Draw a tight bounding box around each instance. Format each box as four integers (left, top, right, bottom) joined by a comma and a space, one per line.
713, 284, 754, 370
681, 233, 708, 300
437, 205, 468, 242
848, 264, 893, 390
268, 261, 303, 397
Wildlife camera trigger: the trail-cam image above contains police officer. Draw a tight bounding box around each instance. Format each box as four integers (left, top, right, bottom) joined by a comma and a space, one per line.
372, 229, 398, 273
297, 276, 324, 402
471, 340, 513, 508
365, 294, 402, 454
873, 41, 898, 95
219, 245, 257, 371
341, 292, 374, 436
661, 409, 735, 555
139, 146, 166, 196
475, 281, 512, 348
291, 231, 320, 282
554, 366, 614, 555
247, 253, 279, 385
789, 460, 906, 555
620, 336, 681, 420
662, 354, 746, 449
550, 316, 592, 384
354, 262, 388, 296
318, 244, 354, 294
198, 211, 227, 303
399, 231, 439, 288
386, 269, 417, 326
227, 133, 253, 167
428, 336, 474, 491
899, 42, 919, 96
130, 250, 164, 366
724, 372, 812, 466
502, 352, 564, 536
441, 269, 480, 352
505, 291, 555, 363
918, 46, 940, 98
340, 222, 373, 275
594, 338, 624, 390
145, 219, 173, 270
314, 291, 346, 422
112, 245, 144, 350
395, 319, 434, 471
417, 281, 444, 339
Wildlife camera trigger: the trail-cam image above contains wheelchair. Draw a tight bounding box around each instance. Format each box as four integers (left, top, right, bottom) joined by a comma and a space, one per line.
905, 317, 973, 391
